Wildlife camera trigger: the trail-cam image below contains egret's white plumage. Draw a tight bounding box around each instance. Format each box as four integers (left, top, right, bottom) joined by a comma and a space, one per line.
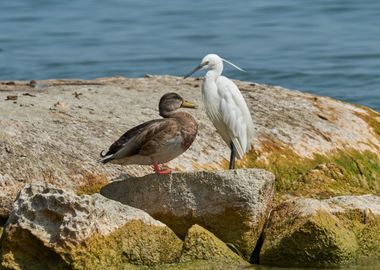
185, 54, 254, 166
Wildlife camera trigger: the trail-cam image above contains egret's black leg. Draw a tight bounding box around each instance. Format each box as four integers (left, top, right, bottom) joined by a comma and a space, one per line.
229, 142, 236, 170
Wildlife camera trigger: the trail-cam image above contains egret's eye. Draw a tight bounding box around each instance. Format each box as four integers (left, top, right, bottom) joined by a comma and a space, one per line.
203, 61, 209, 66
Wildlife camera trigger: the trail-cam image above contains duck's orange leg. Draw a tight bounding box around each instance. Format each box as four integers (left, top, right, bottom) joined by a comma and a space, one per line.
152, 161, 172, 175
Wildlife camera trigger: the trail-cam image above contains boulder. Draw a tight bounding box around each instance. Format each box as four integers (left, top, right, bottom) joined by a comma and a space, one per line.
1, 76, 380, 218
151, 225, 250, 270
101, 169, 275, 259
260, 195, 380, 268
180, 224, 248, 264
0, 184, 183, 269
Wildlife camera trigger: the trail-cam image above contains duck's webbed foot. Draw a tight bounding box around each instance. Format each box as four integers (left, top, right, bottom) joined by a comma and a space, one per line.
157, 168, 172, 175
152, 162, 172, 175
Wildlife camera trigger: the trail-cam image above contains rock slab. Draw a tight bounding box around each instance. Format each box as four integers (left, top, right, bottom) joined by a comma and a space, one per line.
1, 76, 380, 218
260, 195, 380, 268
101, 169, 275, 259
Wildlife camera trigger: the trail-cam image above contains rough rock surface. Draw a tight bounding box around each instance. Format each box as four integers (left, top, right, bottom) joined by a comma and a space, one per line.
180, 224, 248, 264
152, 225, 250, 270
260, 195, 380, 267
101, 169, 275, 259
176, 224, 249, 270
0, 184, 183, 269
1, 76, 380, 217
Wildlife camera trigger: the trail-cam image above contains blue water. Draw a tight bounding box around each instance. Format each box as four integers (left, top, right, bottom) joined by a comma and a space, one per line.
1, 1, 380, 111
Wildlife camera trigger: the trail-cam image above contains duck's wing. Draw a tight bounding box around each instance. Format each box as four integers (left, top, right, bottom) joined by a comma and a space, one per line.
105, 120, 158, 156
99, 118, 178, 163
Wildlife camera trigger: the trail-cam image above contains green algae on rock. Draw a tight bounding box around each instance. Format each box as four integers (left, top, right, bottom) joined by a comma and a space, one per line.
260, 208, 358, 267
355, 106, 380, 138
180, 224, 248, 264
241, 146, 380, 198
236, 85, 380, 198
1, 226, 73, 270
75, 173, 109, 196
151, 224, 249, 270
68, 220, 183, 269
260, 195, 380, 268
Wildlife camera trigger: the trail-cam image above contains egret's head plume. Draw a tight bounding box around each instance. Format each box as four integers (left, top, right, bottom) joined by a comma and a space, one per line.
221, 58, 246, 72
202, 54, 245, 72
184, 53, 245, 79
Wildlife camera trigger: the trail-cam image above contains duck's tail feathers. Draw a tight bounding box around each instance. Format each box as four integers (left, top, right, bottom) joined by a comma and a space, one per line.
98, 150, 114, 164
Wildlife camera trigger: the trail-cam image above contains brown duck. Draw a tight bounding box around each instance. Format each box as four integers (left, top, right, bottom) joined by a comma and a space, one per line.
99, 93, 198, 175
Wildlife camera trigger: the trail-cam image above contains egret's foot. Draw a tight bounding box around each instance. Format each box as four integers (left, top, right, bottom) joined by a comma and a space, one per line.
229, 142, 237, 170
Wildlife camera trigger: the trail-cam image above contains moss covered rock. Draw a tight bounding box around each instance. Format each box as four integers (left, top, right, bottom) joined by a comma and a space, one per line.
238, 97, 380, 198
260, 195, 380, 267
101, 169, 275, 260
243, 146, 380, 198
0, 184, 182, 269
180, 224, 248, 264
151, 224, 249, 270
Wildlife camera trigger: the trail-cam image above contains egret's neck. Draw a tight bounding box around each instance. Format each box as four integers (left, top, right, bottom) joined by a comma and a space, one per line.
205, 64, 223, 82
202, 63, 223, 108
202, 70, 220, 110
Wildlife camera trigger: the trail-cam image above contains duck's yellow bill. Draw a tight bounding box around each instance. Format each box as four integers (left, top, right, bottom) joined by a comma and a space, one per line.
181, 100, 198, 109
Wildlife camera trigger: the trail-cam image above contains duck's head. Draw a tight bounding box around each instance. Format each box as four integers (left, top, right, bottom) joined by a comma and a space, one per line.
159, 92, 197, 117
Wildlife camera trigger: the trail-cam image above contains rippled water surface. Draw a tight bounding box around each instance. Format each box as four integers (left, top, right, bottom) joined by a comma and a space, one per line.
0, 0, 379, 110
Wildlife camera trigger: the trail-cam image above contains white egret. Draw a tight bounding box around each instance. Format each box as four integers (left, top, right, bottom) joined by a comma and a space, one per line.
184, 54, 254, 169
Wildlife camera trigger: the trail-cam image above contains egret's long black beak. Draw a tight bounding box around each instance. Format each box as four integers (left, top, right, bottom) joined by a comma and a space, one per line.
184, 64, 204, 79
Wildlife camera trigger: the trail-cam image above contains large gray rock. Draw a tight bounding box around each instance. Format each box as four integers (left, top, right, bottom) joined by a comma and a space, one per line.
101, 169, 275, 259
260, 195, 380, 268
0, 183, 183, 269
1, 76, 380, 218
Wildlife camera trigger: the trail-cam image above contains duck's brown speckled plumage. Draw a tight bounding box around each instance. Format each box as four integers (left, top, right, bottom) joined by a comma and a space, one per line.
99, 93, 198, 169
176, 112, 198, 150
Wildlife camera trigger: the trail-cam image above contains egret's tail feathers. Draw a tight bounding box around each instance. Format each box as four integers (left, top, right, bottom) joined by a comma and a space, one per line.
232, 138, 245, 160
221, 58, 246, 72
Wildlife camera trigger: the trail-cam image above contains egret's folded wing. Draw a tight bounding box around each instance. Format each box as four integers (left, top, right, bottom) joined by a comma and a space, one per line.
216, 76, 254, 157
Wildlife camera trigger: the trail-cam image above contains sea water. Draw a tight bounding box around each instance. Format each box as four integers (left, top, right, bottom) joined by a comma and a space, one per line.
1, 0, 379, 110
